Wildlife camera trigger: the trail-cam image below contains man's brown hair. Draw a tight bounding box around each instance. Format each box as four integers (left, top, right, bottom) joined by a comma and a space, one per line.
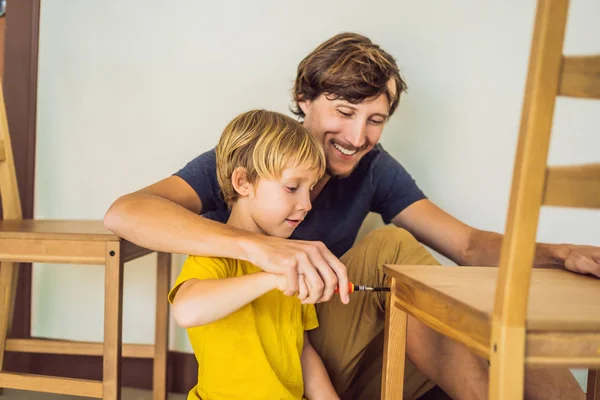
292, 32, 407, 118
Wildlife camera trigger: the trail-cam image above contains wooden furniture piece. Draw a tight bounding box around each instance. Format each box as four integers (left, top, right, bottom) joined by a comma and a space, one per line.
381, 0, 600, 399
0, 81, 171, 398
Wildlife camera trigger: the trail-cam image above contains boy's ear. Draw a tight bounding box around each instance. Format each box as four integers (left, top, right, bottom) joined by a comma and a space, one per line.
231, 167, 254, 198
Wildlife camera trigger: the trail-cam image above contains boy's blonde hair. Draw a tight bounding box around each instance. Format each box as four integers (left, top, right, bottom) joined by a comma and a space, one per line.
216, 109, 326, 207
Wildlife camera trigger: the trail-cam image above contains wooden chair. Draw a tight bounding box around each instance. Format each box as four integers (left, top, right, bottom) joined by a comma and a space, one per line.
381, 0, 600, 399
0, 81, 171, 398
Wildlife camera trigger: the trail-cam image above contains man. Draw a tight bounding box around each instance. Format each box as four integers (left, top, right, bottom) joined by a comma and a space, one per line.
104, 33, 597, 399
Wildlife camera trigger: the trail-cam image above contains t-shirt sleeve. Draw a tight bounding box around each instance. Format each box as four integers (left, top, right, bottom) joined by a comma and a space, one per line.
302, 304, 319, 331
173, 148, 227, 215
370, 148, 427, 224
168, 256, 233, 304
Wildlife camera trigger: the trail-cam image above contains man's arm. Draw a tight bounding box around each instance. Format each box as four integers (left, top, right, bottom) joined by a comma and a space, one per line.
301, 333, 339, 400
104, 176, 251, 257
392, 199, 600, 277
104, 176, 350, 303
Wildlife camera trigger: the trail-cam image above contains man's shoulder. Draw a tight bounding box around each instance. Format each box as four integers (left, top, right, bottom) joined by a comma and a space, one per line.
173, 147, 218, 184
353, 144, 399, 176
182, 148, 217, 170
174, 147, 226, 212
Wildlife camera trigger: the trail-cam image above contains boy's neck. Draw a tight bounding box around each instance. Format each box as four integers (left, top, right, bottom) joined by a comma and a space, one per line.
227, 203, 264, 235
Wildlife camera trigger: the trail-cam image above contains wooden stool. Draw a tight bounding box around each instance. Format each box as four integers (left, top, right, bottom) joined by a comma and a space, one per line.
0, 78, 170, 399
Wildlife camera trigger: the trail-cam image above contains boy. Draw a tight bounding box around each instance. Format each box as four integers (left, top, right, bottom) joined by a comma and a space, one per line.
168, 109, 339, 400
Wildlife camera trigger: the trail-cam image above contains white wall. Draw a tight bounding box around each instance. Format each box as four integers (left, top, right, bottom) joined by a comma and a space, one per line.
34, 0, 599, 390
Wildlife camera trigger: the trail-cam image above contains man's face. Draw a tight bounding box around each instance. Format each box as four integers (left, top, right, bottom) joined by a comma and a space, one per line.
299, 83, 393, 178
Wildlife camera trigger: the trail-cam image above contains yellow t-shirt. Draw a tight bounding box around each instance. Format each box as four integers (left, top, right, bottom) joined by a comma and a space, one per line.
168, 255, 319, 400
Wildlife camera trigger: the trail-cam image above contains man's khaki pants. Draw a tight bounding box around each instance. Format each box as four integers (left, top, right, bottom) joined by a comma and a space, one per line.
309, 226, 439, 400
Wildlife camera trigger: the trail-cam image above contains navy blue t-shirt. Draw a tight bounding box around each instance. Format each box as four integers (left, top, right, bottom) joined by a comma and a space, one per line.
174, 144, 426, 258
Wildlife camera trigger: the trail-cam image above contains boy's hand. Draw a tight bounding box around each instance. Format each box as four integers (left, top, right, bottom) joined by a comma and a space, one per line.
272, 274, 311, 303
272, 274, 287, 292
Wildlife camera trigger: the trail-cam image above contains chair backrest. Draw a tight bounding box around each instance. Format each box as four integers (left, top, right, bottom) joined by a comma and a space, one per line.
0, 80, 22, 220
492, 0, 600, 356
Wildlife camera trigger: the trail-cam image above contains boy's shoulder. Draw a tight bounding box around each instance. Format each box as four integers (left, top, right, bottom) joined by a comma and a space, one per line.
184, 255, 261, 275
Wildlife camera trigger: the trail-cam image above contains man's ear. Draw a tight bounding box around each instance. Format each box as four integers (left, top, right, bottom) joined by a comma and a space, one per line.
297, 97, 311, 116
231, 167, 254, 198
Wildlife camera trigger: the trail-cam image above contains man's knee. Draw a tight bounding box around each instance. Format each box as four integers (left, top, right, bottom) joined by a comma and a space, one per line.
360, 225, 440, 279
363, 224, 417, 242
363, 225, 422, 252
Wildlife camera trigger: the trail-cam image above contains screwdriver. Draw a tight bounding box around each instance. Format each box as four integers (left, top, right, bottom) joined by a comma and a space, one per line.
334, 282, 390, 293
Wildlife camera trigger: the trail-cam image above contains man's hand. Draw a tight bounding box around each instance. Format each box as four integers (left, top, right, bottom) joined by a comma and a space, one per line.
242, 234, 350, 304
563, 245, 600, 278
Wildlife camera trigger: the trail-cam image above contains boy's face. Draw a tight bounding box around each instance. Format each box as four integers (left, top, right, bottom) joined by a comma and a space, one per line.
246, 165, 320, 238
298, 80, 395, 178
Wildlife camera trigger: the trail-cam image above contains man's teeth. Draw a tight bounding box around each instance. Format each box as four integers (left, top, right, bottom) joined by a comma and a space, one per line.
333, 143, 357, 156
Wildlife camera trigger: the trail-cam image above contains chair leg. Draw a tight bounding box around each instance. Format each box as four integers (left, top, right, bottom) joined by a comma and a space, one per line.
0, 262, 19, 396
588, 370, 600, 400
104, 243, 124, 400
153, 252, 171, 400
490, 325, 526, 400
381, 279, 406, 400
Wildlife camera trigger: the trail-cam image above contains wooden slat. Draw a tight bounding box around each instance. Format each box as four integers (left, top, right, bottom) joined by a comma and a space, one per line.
558, 55, 600, 99
0, 238, 106, 264
0, 262, 18, 376
381, 279, 407, 400
0, 140, 5, 161
384, 265, 491, 359
526, 357, 600, 368
103, 242, 124, 400
5, 338, 153, 358
0, 220, 119, 241
122, 240, 153, 263
543, 164, 600, 209
0, 372, 102, 398
153, 252, 171, 400
526, 332, 600, 367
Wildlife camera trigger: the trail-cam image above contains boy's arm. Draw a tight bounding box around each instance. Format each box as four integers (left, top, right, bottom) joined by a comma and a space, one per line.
172, 272, 285, 328
301, 333, 339, 400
